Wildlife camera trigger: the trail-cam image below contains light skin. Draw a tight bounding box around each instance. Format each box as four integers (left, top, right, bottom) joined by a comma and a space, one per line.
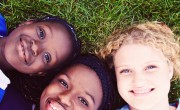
40, 64, 103, 110
0, 21, 72, 74
114, 44, 176, 110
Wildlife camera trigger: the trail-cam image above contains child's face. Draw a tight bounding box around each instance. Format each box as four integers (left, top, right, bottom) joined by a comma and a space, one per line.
40, 64, 103, 110
4, 21, 72, 74
114, 44, 173, 109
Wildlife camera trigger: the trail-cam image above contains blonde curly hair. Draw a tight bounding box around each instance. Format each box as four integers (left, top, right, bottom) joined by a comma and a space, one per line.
99, 21, 180, 80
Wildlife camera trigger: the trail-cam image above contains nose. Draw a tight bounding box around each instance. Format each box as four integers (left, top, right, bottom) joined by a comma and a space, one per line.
30, 39, 39, 56
132, 71, 146, 86
58, 91, 72, 107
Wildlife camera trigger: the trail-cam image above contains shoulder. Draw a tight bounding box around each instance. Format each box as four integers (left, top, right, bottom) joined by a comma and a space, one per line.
176, 98, 180, 110
116, 104, 130, 110
170, 98, 180, 110
0, 84, 33, 110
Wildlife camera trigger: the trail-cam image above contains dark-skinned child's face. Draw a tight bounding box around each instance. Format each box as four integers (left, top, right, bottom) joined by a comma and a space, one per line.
40, 64, 103, 110
4, 21, 72, 74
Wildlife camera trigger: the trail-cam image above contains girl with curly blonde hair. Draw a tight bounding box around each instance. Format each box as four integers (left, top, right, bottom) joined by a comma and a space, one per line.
99, 22, 180, 110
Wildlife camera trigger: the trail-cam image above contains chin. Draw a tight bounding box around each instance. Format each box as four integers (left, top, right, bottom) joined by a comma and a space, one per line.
130, 103, 155, 110
39, 101, 44, 110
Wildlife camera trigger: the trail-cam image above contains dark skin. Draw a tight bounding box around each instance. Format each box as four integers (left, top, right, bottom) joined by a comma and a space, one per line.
0, 37, 12, 71
40, 64, 103, 110
0, 21, 72, 75
0, 20, 74, 105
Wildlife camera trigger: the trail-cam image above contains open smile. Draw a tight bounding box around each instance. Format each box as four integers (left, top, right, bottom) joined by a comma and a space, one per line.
129, 88, 155, 97
20, 37, 28, 64
46, 98, 66, 110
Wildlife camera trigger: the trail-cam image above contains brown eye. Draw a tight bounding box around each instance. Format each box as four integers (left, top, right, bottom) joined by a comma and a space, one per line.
39, 27, 45, 40
58, 79, 68, 89
43, 52, 51, 64
78, 97, 89, 107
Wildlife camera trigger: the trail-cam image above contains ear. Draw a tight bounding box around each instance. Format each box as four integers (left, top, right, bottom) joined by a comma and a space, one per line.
18, 19, 35, 27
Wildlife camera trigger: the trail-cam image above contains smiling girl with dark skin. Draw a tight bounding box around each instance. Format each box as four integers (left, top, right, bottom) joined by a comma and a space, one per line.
40, 54, 117, 110
0, 14, 81, 109
0, 15, 80, 74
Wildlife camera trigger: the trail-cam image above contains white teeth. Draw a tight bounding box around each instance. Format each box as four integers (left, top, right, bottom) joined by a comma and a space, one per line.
20, 38, 27, 63
50, 103, 57, 110
133, 89, 151, 94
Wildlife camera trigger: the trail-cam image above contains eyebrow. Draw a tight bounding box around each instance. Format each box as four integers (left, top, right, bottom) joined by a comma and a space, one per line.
85, 91, 95, 105
115, 60, 163, 68
64, 73, 70, 79
114, 64, 129, 69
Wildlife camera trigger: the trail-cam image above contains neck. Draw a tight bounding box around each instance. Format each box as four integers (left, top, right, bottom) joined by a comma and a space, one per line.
0, 37, 14, 71
129, 96, 175, 110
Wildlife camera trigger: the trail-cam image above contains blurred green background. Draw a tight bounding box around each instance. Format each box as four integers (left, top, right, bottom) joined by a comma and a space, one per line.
0, 0, 179, 103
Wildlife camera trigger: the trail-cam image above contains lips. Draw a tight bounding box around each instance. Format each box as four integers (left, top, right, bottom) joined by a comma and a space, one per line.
46, 98, 66, 110
20, 38, 28, 64
129, 88, 155, 96
17, 36, 31, 65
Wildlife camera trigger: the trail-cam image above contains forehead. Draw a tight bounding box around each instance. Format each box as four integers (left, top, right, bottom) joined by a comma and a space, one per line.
114, 44, 167, 65
65, 64, 100, 85
46, 22, 72, 65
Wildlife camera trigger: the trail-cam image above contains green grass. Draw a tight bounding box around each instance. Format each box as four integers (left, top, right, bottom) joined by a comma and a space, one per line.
0, 0, 179, 103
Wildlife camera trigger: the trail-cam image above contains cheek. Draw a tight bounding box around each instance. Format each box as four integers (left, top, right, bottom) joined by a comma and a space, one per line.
41, 83, 58, 97
153, 70, 171, 84
116, 76, 127, 94
155, 72, 171, 88
30, 60, 45, 72
41, 86, 50, 100
8, 26, 27, 38
157, 79, 171, 96
8, 28, 20, 37
40, 83, 58, 105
